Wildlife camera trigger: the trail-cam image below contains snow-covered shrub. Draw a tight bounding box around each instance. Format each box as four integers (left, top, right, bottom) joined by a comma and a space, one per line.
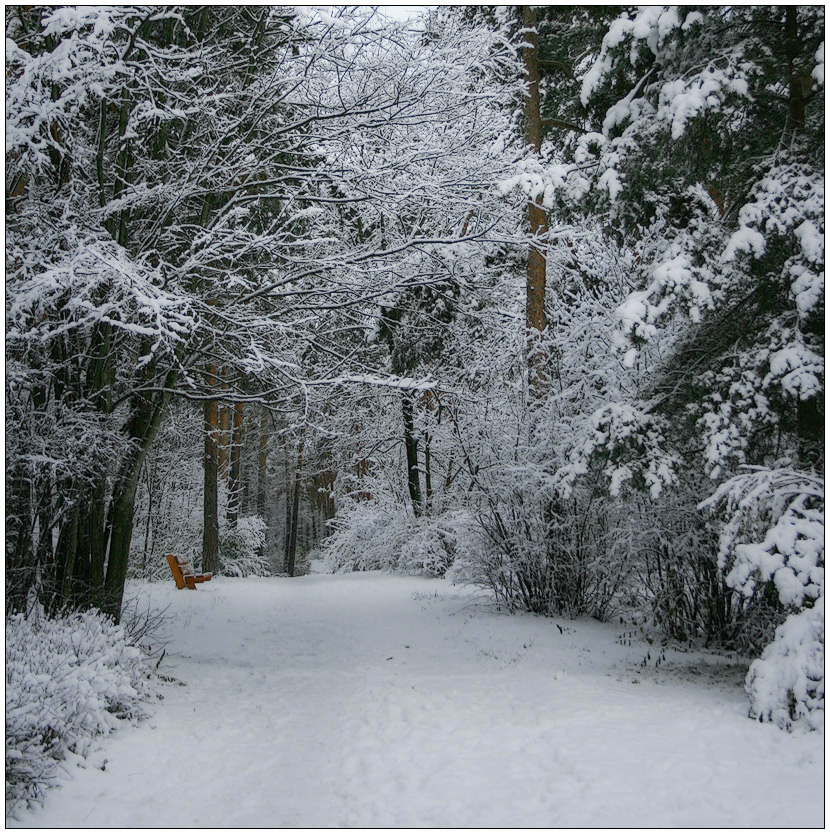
397, 510, 482, 576
745, 601, 824, 732
5, 609, 157, 817
320, 501, 478, 577
118, 595, 173, 665
702, 468, 824, 731
461, 484, 629, 620
617, 478, 765, 647
218, 516, 270, 577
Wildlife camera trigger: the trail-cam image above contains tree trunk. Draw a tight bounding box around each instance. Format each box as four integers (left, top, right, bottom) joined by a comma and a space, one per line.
84, 479, 108, 610
257, 406, 270, 519
523, 6, 549, 394
402, 392, 422, 516
424, 431, 432, 510
71, 475, 107, 609
53, 503, 80, 611
286, 431, 305, 577
113, 84, 133, 247
5, 472, 34, 614
422, 391, 434, 512
283, 439, 292, 570
202, 367, 220, 575
786, 8, 806, 134
241, 406, 253, 516
227, 401, 244, 528
218, 370, 230, 476
102, 371, 175, 621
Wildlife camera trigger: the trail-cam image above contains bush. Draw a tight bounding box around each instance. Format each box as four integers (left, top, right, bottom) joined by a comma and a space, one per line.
218, 516, 269, 577
624, 485, 775, 649
320, 502, 478, 577
457, 485, 628, 621
5, 608, 157, 818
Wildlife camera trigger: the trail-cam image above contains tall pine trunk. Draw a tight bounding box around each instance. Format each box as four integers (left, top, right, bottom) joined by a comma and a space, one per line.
256, 407, 270, 564
257, 407, 270, 519
523, 6, 549, 394
227, 401, 244, 529
286, 430, 305, 577
202, 366, 220, 575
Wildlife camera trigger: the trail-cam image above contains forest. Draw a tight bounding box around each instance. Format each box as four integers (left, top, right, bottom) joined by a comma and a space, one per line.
5, 5, 825, 823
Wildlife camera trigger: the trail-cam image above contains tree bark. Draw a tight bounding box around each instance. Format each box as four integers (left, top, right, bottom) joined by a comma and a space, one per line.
113, 84, 132, 247
402, 392, 422, 515
87, 480, 108, 609
424, 433, 432, 510
5, 473, 34, 614
218, 370, 230, 476
286, 431, 305, 577
71, 479, 108, 611
202, 366, 220, 575
786, 7, 806, 134
523, 6, 549, 394
422, 390, 435, 511
283, 439, 292, 570
102, 370, 175, 621
53, 503, 80, 611
227, 401, 244, 528
257, 406, 270, 519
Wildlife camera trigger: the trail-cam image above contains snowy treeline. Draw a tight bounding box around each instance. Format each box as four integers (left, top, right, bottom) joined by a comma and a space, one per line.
5, 1, 824, 764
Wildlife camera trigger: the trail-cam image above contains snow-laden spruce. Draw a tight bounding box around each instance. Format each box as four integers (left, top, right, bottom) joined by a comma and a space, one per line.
702, 468, 824, 731
745, 601, 824, 732
538, 5, 824, 727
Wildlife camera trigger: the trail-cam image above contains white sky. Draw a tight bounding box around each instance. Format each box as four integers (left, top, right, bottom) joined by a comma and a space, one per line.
377, 6, 432, 22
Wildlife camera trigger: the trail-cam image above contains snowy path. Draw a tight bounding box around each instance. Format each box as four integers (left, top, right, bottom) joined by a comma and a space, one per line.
13, 573, 824, 828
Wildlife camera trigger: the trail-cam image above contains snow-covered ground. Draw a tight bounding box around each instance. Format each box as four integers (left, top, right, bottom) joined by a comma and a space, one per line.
11, 571, 824, 828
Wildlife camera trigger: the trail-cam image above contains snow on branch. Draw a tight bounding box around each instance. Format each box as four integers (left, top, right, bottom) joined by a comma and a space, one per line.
557, 402, 678, 500
700, 467, 824, 731
305, 373, 437, 391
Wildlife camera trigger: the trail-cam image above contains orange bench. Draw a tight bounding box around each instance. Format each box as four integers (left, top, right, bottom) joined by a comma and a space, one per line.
166, 554, 212, 590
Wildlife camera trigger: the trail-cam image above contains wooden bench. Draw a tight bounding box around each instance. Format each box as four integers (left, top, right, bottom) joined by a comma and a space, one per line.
166, 554, 212, 590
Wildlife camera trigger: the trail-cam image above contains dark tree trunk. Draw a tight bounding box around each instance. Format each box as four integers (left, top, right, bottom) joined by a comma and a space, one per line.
227, 401, 244, 529
424, 430, 432, 509
422, 391, 434, 512
102, 371, 174, 621
103, 487, 136, 620
53, 502, 79, 612
402, 392, 422, 516
241, 406, 253, 516
257, 407, 269, 520
202, 368, 220, 575
5, 473, 34, 614
283, 440, 292, 570
218, 380, 230, 476
786, 7, 806, 133
87, 479, 108, 610
286, 432, 305, 577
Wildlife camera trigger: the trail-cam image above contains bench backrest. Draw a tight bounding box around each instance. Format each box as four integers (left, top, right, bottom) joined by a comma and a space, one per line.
166, 554, 190, 589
